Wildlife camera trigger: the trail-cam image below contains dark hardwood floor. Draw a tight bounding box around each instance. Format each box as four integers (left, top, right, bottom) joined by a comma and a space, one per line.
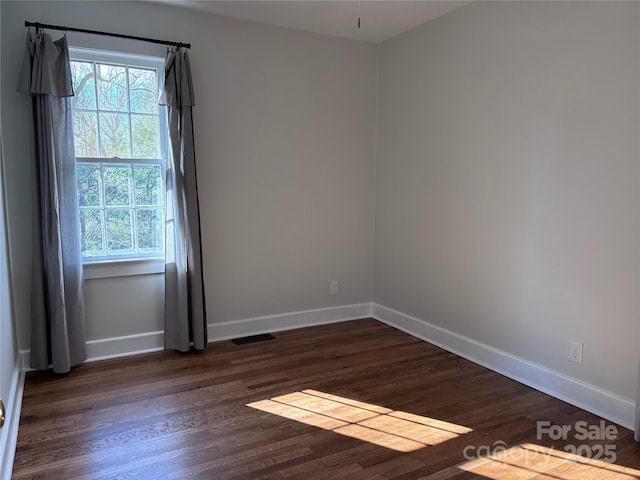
11, 318, 640, 479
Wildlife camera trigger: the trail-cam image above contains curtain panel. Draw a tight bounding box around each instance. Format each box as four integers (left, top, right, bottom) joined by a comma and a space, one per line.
160, 48, 207, 351
17, 31, 87, 373
636, 360, 639, 441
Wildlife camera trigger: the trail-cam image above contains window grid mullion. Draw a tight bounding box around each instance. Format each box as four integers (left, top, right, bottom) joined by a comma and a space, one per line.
78, 157, 163, 165
75, 107, 136, 114
130, 164, 140, 255
125, 65, 135, 159
100, 164, 108, 257
92, 62, 104, 158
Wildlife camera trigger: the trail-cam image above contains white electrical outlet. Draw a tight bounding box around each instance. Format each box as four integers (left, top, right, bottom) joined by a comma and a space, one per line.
330, 280, 339, 296
569, 340, 583, 364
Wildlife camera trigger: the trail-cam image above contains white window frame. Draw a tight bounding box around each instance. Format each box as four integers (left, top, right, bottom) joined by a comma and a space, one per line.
69, 47, 167, 279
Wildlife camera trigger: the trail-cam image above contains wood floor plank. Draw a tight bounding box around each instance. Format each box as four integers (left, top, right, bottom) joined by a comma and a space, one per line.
12, 318, 640, 479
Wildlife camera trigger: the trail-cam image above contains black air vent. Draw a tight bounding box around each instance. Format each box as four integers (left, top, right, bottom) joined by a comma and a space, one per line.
231, 333, 275, 345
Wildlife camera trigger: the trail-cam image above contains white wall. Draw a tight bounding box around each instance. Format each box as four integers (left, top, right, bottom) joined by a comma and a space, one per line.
0, 1, 23, 473
2, 0, 638, 433
1, 1, 378, 350
0, 128, 20, 480
375, 0, 640, 404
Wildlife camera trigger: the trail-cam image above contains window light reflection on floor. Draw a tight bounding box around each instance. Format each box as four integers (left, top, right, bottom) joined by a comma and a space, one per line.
246, 389, 472, 452
453, 443, 640, 480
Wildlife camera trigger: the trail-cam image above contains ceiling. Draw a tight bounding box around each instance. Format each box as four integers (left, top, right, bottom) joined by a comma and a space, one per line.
151, 1, 470, 43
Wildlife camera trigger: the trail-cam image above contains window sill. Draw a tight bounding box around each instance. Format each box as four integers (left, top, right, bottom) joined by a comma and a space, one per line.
84, 258, 164, 280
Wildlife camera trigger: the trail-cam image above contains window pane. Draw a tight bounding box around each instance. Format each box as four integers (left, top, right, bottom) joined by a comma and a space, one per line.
129, 68, 157, 114
80, 210, 104, 257
73, 111, 99, 157
71, 61, 96, 110
137, 209, 163, 253
104, 165, 132, 206
131, 115, 160, 159
97, 64, 128, 112
77, 164, 102, 207
134, 165, 162, 206
99, 113, 131, 158
71, 51, 166, 263
106, 209, 134, 254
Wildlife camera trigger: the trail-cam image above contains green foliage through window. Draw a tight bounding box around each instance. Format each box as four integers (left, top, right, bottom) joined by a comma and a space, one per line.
77, 164, 164, 259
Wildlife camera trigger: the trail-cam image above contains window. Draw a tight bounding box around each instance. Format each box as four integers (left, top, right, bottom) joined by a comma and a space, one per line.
69, 49, 166, 272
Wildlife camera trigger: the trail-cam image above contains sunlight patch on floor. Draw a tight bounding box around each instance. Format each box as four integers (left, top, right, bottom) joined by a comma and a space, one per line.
247, 389, 472, 452
456, 443, 640, 480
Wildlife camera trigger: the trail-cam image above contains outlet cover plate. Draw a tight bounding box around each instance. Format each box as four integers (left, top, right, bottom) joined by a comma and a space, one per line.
569, 340, 583, 364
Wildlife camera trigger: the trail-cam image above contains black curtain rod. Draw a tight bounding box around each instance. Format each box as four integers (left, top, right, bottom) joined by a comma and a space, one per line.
24, 21, 190, 49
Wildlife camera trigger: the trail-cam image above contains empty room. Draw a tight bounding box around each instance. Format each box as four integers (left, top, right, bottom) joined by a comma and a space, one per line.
1, 0, 639, 478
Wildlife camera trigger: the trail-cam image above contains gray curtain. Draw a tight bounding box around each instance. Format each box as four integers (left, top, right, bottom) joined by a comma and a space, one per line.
636, 359, 639, 441
160, 47, 207, 351
17, 31, 87, 373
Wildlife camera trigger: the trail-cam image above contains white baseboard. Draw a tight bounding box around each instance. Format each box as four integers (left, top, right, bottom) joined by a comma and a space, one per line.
86, 331, 165, 362
18, 350, 29, 372
1, 364, 25, 480
85, 302, 372, 360
372, 303, 635, 430
208, 303, 373, 341
19, 303, 373, 367
19, 331, 166, 368
19, 302, 630, 433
